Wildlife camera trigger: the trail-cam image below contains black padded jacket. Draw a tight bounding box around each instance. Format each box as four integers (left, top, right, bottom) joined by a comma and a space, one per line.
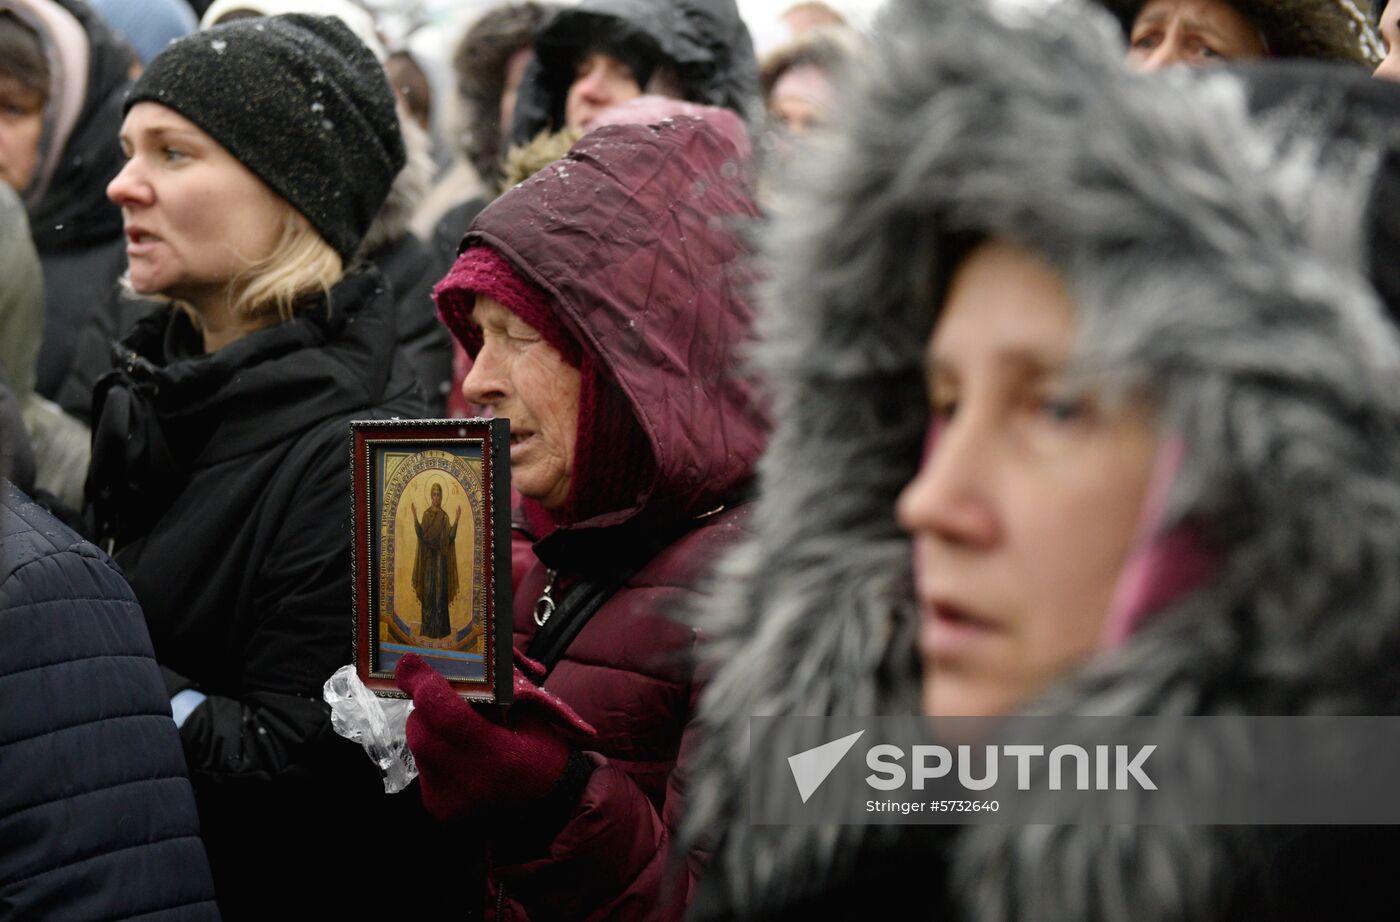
0, 480, 219, 920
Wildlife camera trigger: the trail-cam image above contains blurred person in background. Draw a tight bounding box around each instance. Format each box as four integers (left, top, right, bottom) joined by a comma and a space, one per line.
421, 1, 550, 262
0, 0, 131, 406
780, 0, 846, 36
0, 179, 87, 511
439, 7, 564, 421
387, 47, 433, 132
509, 0, 760, 145
86, 15, 456, 917
759, 25, 861, 136
397, 111, 764, 921
687, 0, 1400, 918
1096, 0, 1382, 69
88, 0, 197, 69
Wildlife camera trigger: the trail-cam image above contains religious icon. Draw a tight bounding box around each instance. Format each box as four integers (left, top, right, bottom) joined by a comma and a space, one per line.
351, 419, 512, 702
411, 481, 461, 640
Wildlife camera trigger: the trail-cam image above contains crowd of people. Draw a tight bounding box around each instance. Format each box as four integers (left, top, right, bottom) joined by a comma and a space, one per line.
4, 0, 1400, 919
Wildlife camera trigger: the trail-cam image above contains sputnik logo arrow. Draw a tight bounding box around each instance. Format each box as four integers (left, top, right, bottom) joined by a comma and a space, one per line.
788, 730, 865, 803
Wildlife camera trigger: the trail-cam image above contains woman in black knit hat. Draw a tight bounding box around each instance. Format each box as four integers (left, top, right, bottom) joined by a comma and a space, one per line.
88, 14, 452, 919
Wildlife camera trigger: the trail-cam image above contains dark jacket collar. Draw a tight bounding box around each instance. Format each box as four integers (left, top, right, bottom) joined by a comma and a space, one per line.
90, 265, 404, 544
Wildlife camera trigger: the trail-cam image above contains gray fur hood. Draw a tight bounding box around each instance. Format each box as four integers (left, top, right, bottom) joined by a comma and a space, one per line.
685, 0, 1400, 918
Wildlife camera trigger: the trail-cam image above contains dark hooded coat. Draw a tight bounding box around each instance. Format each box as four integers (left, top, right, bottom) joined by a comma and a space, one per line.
358, 116, 455, 417
372, 224, 454, 415
21, 0, 131, 400
685, 1, 1400, 919
84, 266, 460, 919
510, 0, 759, 145
445, 116, 765, 920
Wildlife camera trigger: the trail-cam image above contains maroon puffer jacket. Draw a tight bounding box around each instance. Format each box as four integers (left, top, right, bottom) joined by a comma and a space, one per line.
463, 116, 766, 919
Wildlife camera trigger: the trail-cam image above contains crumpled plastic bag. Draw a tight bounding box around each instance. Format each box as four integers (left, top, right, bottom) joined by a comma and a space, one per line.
324, 665, 417, 793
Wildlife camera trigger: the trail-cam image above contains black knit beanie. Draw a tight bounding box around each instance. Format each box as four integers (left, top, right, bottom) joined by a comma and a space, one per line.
125, 14, 406, 260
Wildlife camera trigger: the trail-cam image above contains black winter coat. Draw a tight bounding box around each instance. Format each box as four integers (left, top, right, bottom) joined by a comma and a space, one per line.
374, 230, 453, 416
54, 287, 157, 425
0, 481, 218, 920
86, 267, 455, 919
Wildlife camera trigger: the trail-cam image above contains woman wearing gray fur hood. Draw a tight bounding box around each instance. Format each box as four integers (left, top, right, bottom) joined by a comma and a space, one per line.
684, 0, 1400, 919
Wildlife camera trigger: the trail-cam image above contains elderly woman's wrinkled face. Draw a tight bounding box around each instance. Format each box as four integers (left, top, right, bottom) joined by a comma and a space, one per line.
461, 296, 581, 509
896, 242, 1158, 717
1126, 0, 1267, 71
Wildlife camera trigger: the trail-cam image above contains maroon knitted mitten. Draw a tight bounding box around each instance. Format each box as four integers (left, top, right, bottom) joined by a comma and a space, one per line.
396, 651, 595, 823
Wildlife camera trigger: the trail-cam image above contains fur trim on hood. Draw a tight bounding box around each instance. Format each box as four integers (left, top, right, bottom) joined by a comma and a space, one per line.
452, 1, 551, 190
1235, 60, 1400, 320
498, 126, 582, 192
685, 0, 1400, 917
1096, 0, 1384, 65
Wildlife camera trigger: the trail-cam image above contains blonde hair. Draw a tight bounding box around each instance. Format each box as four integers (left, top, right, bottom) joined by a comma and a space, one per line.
122, 208, 343, 326
230, 211, 343, 322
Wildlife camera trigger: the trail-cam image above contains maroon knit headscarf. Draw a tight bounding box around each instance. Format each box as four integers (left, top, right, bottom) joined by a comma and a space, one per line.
434, 246, 656, 528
